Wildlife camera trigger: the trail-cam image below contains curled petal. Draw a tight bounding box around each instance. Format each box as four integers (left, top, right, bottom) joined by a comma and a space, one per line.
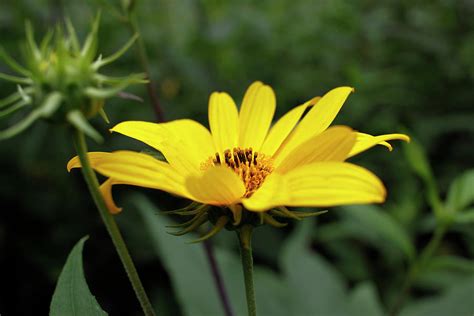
348, 133, 410, 158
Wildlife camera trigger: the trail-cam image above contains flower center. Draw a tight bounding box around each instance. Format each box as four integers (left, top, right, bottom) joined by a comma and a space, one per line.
202, 147, 273, 197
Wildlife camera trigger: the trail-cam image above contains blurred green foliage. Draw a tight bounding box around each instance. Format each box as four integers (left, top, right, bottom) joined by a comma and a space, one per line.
0, 0, 473, 315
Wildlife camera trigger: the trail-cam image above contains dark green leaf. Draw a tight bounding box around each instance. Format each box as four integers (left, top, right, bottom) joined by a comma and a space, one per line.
446, 169, 474, 213
349, 282, 385, 316
281, 219, 350, 316
50, 236, 107, 316
340, 205, 415, 260
400, 277, 474, 316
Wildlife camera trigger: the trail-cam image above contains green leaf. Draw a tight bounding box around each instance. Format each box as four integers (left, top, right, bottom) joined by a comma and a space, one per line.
133, 194, 243, 316
349, 282, 385, 316
403, 140, 443, 215
455, 208, 474, 224
400, 277, 474, 316
446, 169, 474, 213
131, 194, 290, 316
0, 45, 30, 76
415, 255, 474, 290
66, 110, 103, 143
50, 236, 107, 316
93, 33, 139, 69
340, 205, 416, 260
280, 219, 350, 316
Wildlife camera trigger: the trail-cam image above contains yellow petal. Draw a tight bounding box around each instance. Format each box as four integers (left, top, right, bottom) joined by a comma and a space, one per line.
238, 81, 276, 151
348, 133, 411, 158
242, 173, 287, 212
111, 120, 214, 175
100, 179, 122, 214
186, 165, 245, 206
68, 151, 191, 199
275, 87, 353, 163
244, 161, 385, 211
260, 98, 319, 156
208, 92, 239, 153
67, 152, 112, 172
275, 126, 356, 173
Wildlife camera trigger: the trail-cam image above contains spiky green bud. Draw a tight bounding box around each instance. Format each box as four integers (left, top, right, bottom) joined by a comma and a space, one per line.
0, 14, 146, 142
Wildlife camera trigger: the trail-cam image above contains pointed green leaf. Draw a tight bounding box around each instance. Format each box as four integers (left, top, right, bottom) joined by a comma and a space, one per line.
93, 34, 138, 69
349, 282, 385, 316
0, 72, 31, 84
446, 169, 474, 213
67, 110, 103, 143
25, 21, 41, 61
65, 18, 81, 52
131, 194, 290, 316
81, 13, 101, 62
50, 236, 107, 316
455, 208, 474, 224
281, 219, 350, 316
0, 46, 30, 76
39, 92, 62, 117
0, 108, 42, 140
0, 92, 24, 109
98, 108, 110, 124
400, 277, 474, 316
340, 205, 415, 260
403, 140, 443, 215
0, 99, 30, 117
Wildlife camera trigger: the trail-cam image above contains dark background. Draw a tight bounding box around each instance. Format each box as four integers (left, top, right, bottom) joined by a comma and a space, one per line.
1, 1, 473, 315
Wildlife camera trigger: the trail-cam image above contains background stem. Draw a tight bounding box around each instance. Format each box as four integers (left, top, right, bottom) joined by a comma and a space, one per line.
389, 225, 448, 316
203, 240, 234, 316
237, 225, 257, 316
73, 129, 156, 316
125, 8, 165, 122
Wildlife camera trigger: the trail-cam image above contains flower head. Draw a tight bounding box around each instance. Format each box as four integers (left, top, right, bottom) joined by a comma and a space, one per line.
68, 82, 409, 240
0, 15, 145, 142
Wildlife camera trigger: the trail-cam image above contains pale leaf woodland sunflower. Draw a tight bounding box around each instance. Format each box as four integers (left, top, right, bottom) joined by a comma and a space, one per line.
68, 81, 409, 236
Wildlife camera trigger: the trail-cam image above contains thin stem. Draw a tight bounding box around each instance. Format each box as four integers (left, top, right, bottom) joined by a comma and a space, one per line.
73, 129, 156, 316
237, 225, 257, 316
125, 8, 165, 122
389, 225, 448, 316
203, 240, 234, 316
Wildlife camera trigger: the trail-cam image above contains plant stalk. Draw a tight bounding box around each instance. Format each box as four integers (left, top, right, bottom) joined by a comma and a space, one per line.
389, 224, 448, 316
203, 240, 234, 316
237, 225, 257, 316
125, 7, 164, 122
73, 129, 156, 316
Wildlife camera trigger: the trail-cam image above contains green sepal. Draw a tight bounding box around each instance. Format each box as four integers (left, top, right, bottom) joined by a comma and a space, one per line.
81, 12, 101, 63
0, 91, 61, 140
98, 108, 110, 124
262, 213, 288, 228
168, 212, 209, 236
65, 18, 81, 52
0, 45, 30, 76
283, 210, 328, 218
25, 21, 41, 61
0, 72, 31, 84
188, 216, 229, 244
67, 110, 103, 143
0, 99, 30, 117
93, 33, 139, 69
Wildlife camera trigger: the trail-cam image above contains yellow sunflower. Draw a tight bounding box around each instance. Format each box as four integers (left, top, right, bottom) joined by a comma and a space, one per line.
68, 81, 408, 222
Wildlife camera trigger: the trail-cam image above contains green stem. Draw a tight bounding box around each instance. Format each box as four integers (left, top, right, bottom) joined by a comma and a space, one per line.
237, 225, 257, 316
73, 129, 156, 316
389, 224, 448, 316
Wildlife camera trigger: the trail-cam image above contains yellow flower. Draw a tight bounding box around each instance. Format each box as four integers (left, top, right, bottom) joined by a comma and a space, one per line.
68, 82, 409, 219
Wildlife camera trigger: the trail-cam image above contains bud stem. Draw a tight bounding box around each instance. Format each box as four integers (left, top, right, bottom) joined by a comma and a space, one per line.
73, 129, 156, 316
237, 224, 257, 316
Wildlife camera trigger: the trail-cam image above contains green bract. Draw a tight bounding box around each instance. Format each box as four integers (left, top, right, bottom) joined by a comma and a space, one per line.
0, 14, 146, 142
